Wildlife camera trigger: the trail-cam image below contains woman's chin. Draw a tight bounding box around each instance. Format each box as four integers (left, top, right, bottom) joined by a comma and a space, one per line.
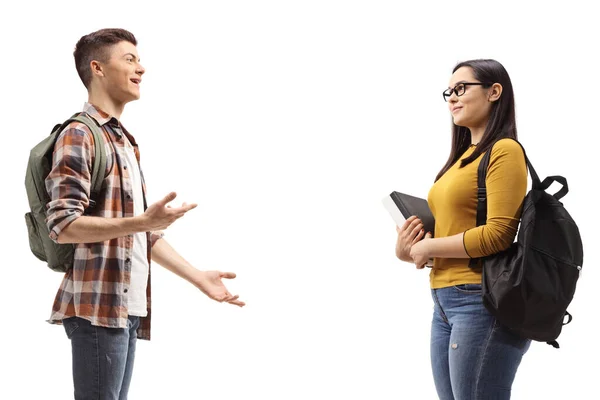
452, 117, 464, 126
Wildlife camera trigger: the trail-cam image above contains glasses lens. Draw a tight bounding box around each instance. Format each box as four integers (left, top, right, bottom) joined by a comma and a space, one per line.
456, 83, 466, 96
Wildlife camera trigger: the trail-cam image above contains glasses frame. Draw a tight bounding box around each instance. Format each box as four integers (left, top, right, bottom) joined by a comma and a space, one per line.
443, 82, 492, 102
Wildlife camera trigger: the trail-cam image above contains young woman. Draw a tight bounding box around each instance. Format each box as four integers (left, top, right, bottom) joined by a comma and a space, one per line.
395, 59, 531, 399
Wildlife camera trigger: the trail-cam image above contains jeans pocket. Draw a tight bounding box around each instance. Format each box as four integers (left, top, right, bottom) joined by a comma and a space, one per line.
452, 283, 483, 294
62, 317, 80, 339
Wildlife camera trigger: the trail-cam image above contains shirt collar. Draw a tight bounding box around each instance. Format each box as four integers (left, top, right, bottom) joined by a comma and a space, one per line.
82, 102, 135, 143
83, 102, 117, 127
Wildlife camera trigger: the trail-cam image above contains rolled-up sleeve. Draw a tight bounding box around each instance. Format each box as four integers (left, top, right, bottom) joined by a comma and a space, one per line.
45, 125, 94, 242
150, 231, 164, 246
463, 139, 527, 258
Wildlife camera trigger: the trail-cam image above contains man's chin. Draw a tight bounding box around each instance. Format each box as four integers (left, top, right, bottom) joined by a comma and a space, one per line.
122, 92, 141, 104
130, 90, 141, 101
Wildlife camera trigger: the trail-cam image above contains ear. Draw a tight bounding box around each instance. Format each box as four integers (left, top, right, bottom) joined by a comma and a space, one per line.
488, 83, 503, 102
90, 60, 105, 79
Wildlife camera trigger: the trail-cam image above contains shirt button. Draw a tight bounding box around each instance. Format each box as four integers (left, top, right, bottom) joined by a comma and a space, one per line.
127, 195, 131, 199
126, 258, 131, 264
124, 288, 128, 293
124, 166, 128, 170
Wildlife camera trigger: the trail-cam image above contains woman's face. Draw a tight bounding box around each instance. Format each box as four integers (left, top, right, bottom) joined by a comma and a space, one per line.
446, 67, 494, 130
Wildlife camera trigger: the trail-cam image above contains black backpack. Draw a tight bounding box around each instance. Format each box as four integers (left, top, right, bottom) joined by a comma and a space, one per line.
470, 138, 583, 348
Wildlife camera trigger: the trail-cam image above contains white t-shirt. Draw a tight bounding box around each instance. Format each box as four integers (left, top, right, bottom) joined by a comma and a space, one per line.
122, 138, 149, 317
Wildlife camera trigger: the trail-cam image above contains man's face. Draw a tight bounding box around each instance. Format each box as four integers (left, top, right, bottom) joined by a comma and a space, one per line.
99, 40, 145, 104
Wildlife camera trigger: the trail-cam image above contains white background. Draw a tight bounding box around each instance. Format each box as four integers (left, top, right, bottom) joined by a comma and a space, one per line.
1, 1, 598, 399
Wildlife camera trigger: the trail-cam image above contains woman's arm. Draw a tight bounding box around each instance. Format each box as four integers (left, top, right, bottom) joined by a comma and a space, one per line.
410, 139, 527, 267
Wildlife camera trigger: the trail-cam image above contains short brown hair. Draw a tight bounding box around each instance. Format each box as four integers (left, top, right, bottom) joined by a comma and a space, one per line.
73, 28, 137, 89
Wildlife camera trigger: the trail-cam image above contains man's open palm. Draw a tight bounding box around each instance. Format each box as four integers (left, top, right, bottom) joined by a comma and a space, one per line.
193, 270, 245, 307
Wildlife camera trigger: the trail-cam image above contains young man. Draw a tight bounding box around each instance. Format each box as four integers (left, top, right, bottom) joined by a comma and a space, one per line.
45, 28, 245, 400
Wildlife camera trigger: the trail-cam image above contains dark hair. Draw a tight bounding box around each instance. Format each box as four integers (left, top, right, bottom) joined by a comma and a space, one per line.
73, 28, 137, 89
435, 59, 517, 182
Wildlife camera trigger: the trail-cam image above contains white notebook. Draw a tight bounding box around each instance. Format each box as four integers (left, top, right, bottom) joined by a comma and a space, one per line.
382, 194, 407, 227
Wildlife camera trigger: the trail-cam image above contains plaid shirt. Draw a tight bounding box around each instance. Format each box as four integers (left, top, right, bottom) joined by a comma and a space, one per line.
45, 103, 162, 340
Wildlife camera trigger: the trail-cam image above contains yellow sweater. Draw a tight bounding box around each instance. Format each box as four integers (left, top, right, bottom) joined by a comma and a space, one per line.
427, 138, 527, 289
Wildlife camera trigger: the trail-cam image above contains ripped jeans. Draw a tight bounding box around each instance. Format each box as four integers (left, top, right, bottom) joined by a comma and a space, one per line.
430, 284, 531, 400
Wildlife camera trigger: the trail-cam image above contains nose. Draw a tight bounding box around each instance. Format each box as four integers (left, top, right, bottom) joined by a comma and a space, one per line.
448, 90, 459, 102
136, 63, 145, 76
447, 92, 458, 111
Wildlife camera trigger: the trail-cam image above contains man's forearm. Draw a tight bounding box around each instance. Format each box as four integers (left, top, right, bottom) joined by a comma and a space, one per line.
151, 238, 198, 284
151, 238, 244, 306
57, 215, 148, 244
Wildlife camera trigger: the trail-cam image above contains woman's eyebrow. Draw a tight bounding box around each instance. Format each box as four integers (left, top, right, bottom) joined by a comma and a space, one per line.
447, 80, 467, 89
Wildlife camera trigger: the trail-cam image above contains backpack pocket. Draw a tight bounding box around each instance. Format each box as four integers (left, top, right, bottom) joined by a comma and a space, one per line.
25, 212, 47, 262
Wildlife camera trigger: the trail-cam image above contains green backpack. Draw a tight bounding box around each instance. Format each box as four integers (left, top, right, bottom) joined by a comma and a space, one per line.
24, 113, 107, 272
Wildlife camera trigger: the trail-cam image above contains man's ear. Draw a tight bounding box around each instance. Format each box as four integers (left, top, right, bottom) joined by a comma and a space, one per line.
489, 83, 503, 102
90, 60, 104, 79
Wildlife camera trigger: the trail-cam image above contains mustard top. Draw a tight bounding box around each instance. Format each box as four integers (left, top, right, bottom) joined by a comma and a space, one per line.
427, 138, 527, 289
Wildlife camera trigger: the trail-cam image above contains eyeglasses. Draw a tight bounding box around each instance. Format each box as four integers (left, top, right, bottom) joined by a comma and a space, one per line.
443, 82, 492, 102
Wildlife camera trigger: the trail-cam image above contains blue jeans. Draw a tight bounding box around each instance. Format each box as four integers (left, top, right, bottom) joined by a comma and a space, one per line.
63, 316, 140, 400
430, 284, 531, 400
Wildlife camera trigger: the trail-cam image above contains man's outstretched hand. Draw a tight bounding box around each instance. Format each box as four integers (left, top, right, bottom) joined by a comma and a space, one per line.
192, 270, 245, 307
141, 192, 197, 231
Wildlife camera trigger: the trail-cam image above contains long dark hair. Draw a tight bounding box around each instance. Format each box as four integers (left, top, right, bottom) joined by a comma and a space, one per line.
435, 59, 517, 182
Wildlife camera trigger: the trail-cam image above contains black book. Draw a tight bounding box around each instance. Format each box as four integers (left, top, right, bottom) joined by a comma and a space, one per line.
382, 191, 435, 237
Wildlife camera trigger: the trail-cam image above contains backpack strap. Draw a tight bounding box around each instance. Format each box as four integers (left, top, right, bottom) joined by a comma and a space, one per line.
540, 175, 569, 200
546, 313, 574, 348
53, 113, 107, 212
468, 138, 536, 268
468, 148, 494, 268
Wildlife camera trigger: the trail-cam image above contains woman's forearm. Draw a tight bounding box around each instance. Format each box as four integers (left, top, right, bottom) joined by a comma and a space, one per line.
426, 232, 470, 259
